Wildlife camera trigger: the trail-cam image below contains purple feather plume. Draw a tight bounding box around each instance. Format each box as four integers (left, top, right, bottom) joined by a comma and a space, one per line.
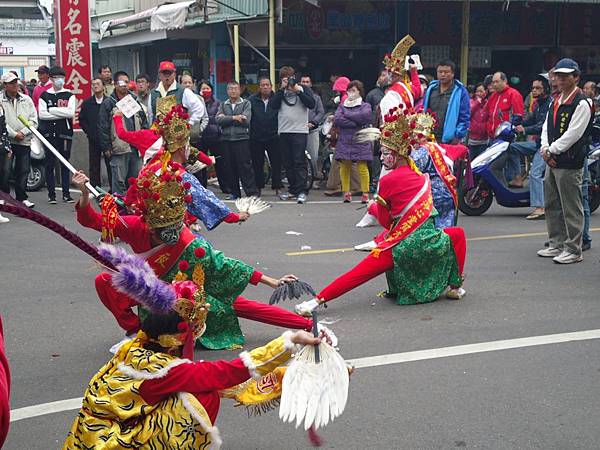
99, 244, 176, 315
0, 192, 116, 271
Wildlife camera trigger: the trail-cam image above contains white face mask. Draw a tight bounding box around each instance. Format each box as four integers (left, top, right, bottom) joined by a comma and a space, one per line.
333, 95, 340, 105
53, 77, 65, 89
347, 91, 359, 101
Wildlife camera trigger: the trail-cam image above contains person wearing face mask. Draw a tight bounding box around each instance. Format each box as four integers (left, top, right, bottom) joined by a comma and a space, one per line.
294, 108, 467, 318
198, 80, 227, 193
333, 80, 373, 203
38, 66, 77, 204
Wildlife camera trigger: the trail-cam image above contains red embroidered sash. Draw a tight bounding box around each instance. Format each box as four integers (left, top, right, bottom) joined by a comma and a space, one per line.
390, 82, 414, 108
145, 226, 196, 277
425, 142, 458, 206
372, 177, 434, 257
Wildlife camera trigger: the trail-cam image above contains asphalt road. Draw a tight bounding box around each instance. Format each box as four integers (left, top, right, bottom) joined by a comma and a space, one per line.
2, 187, 600, 450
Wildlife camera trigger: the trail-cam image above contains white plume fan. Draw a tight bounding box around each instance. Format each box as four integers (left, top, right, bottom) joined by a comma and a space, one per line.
353, 127, 381, 144
279, 312, 349, 431
235, 196, 271, 215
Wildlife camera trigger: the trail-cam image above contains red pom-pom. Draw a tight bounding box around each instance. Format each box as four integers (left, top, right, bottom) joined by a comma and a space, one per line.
417, 133, 425, 139
410, 122, 417, 129
142, 180, 151, 188
410, 139, 417, 145
142, 191, 150, 199
128, 177, 136, 186
194, 247, 205, 258
184, 194, 193, 203
183, 181, 192, 190
152, 192, 161, 200
383, 130, 392, 137
179, 260, 190, 271
177, 322, 189, 332
176, 175, 183, 183
402, 132, 409, 139
163, 173, 172, 182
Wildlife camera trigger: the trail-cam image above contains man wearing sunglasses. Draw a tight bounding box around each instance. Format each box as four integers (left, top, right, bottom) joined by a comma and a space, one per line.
150, 61, 205, 142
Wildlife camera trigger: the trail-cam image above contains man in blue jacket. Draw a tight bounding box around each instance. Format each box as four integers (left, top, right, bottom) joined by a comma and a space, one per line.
422, 60, 470, 144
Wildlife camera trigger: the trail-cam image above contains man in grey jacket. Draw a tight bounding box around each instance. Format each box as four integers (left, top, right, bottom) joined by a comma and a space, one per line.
0, 72, 37, 207
98, 71, 148, 194
215, 81, 258, 199
300, 75, 324, 189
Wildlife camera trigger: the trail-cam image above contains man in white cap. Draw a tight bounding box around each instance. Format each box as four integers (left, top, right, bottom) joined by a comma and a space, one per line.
537, 58, 593, 264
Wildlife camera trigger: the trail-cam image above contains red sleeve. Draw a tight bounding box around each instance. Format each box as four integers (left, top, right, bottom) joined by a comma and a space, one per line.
250, 271, 263, 285
196, 150, 213, 166
409, 68, 422, 101
0, 317, 10, 448
223, 213, 240, 223
75, 200, 103, 232
139, 359, 251, 406
112, 115, 159, 158
511, 89, 525, 116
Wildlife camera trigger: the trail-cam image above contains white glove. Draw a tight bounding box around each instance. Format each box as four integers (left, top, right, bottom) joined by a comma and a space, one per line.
294, 299, 320, 317
186, 160, 206, 174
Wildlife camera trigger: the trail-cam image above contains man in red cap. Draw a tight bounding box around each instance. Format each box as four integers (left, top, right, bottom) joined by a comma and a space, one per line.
32, 65, 52, 111
150, 61, 205, 142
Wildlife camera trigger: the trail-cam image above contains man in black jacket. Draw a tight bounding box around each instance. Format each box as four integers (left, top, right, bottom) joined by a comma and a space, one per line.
507, 75, 552, 220
249, 76, 282, 194
79, 77, 111, 189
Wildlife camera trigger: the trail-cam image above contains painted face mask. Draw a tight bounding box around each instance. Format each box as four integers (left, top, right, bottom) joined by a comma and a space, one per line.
380, 149, 397, 170
157, 223, 183, 245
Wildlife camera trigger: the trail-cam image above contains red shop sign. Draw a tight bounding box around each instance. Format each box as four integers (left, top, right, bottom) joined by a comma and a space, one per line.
55, 0, 93, 127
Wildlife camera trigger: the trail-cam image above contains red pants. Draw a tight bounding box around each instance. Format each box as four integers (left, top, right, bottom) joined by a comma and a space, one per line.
318, 227, 467, 302
95, 273, 312, 335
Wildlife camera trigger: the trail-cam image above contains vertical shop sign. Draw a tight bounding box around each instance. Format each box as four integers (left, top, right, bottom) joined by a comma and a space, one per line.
55, 0, 93, 126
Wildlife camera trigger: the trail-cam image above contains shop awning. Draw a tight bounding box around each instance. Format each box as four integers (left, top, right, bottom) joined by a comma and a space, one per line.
151, 1, 197, 32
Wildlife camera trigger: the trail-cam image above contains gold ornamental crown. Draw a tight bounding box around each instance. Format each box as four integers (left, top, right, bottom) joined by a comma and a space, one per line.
380, 106, 435, 157
156, 103, 191, 154
128, 160, 190, 229
383, 34, 416, 75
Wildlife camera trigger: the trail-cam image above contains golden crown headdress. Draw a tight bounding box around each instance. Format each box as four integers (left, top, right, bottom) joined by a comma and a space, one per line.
155, 103, 191, 154
383, 35, 416, 75
126, 160, 192, 229
381, 105, 435, 157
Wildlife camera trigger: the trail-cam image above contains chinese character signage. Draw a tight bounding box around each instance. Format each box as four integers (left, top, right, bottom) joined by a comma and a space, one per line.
55, 0, 93, 126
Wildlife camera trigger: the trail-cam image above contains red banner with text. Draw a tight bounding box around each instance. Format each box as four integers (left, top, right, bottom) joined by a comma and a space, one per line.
55, 0, 93, 126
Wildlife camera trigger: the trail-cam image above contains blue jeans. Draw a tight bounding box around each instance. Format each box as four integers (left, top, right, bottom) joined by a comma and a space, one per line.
583, 162, 591, 244
509, 141, 545, 208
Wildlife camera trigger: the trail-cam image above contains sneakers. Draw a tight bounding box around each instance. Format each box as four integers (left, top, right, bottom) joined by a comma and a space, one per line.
48, 197, 57, 205
297, 193, 307, 204
279, 192, 296, 201
355, 212, 378, 228
354, 240, 376, 252
343, 192, 352, 203
63, 196, 75, 204
582, 241, 592, 252
553, 251, 583, 264
0, 213, 9, 224
446, 287, 466, 300
295, 298, 320, 317
537, 247, 562, 258
22, 199, 35, 208
361, 194, 369, 204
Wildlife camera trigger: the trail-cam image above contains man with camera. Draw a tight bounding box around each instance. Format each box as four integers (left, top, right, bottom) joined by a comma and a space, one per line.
270, 66, 316, 204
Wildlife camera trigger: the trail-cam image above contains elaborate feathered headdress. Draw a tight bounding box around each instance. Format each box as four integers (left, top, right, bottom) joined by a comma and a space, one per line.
125, 160, 192, 229
98, 245, 209, 348
380, 105, 435, 157
383, 34, 416, 75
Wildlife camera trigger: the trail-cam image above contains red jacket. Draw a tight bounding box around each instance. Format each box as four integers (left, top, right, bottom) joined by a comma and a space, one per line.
485, 86, 524, 138
469, 98, 488, 141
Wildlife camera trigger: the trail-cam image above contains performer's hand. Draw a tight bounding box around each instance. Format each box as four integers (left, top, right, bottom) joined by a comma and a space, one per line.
114, 109, 123, 118
238, 211, 250, 222
278, 274, 299, 285
209, 155, 216, 165
290, 330, 322, 346
72, 170, 90, 194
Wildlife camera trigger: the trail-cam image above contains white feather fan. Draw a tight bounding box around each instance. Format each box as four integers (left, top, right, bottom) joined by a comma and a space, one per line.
353, 127, 382, 144
234, 196, 271, 215
279, 342, 349, 430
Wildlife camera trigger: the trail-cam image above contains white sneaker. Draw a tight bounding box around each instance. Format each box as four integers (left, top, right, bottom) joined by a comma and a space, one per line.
295, 298, 320, 317
354, 240, 376, 252
297, 193, 307, 204
109, 335, 134, 354
317, 323, 338, 347
22, 200, 35, 208
537, 247, 562, 258
355, 212, 378, 228
446, 287, 466, 300
0, 213, 9, 224
553, 252, 583, 264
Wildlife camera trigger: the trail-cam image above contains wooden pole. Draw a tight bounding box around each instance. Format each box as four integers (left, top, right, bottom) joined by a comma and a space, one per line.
460, 0, 470, 85
233, 24, 240, 82
269, 0, 276, 88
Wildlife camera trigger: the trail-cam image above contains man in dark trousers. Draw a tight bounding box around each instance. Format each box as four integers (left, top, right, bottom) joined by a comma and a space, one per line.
216, 81, 258, 200
249, 76, 282, 195
79, 77, 111, 189
538, 59, 593, 264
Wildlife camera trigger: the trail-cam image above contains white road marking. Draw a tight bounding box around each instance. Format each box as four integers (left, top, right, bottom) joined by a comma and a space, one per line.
10, 328, 600, 422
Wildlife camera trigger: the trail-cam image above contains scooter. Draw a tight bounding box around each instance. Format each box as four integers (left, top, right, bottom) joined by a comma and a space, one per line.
458, 122, 526, 215
460, 120, 600, 216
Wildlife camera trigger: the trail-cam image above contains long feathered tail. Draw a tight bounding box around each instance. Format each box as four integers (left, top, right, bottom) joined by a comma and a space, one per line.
352, 127, 381, 144
97, 244, 176, 315
0, 192, 116, 271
